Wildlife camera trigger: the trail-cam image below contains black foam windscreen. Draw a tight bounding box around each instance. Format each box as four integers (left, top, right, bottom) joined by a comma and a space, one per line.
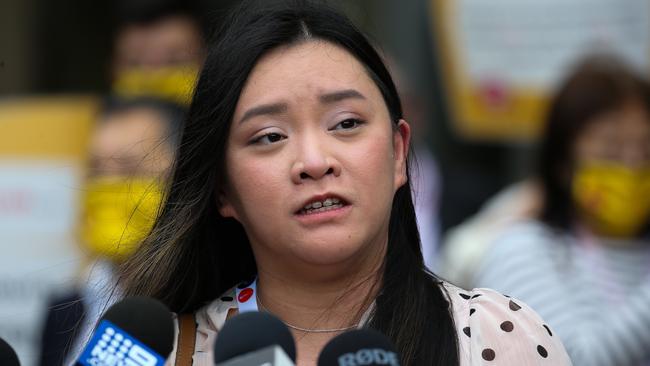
317, 328, 400, 366
100, 296, 175, 359
213, 311, 296, 364
0, 337, 20, 366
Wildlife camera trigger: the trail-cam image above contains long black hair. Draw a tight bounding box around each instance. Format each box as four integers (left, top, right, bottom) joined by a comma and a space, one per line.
538, 55, 650, 231
119, 1, 459, 364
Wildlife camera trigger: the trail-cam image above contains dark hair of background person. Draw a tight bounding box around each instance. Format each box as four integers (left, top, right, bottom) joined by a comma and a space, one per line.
98, 96, 186, 150
117, 1, 459, 365
31, 0, 227, 94
115, 0, 200, 28
113, 0, 218, 41
537, 56, 650, 232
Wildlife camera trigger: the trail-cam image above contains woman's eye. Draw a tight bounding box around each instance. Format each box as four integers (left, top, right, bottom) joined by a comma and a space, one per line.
332, 118, 364, 131
251, 132, 286, 145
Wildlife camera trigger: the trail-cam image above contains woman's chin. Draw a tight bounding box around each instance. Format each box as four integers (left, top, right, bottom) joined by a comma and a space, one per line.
288, 240, 380, 271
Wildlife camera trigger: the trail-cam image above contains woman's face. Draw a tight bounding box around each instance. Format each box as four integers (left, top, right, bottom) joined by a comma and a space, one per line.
219, 40, 410, 273
570, 101, 650, 237
573, 101, 650, 167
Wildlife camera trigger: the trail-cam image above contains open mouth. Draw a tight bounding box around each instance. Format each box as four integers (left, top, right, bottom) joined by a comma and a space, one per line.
297, 196, 348, 215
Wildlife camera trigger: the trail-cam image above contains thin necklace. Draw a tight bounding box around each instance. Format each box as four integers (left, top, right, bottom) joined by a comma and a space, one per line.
256, 293, 357, 333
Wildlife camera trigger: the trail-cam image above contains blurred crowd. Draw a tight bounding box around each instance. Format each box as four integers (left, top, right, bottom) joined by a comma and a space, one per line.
0, 0, 649, 365
37, 2, 202, 365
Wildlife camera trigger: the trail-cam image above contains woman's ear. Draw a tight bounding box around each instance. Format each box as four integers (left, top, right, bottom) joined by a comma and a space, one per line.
393, 119, 411, 189
217, 192, 238, 219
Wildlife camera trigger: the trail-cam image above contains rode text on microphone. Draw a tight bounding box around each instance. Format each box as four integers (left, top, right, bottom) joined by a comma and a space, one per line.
336, 348, 398, 366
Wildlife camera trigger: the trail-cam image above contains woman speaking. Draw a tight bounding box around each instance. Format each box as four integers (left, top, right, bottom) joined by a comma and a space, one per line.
118, 1, 571, 365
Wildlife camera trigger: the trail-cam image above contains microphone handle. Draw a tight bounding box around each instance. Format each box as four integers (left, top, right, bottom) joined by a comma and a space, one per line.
216, 345, 294, 366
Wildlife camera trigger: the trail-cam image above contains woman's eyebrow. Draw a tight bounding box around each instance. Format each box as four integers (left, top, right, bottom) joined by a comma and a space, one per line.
319, 89, 366, 104
238, 103, 288, 125
238, 89, 366, 124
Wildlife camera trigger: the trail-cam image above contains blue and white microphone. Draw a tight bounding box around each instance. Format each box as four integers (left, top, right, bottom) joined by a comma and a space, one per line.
76, 296, 174, 366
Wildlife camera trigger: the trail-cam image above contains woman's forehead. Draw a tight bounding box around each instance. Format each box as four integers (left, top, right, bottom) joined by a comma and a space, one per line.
233, 40, 384, 117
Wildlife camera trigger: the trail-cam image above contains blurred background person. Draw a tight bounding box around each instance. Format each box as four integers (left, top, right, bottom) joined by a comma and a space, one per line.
471, 56, 650, 365
38, 97, 183, 366
109, 0, 206, 105
36, 1, 202, 363
437, 177, 542, 289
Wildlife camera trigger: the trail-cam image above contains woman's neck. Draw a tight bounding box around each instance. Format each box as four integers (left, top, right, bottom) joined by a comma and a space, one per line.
250, 233, 387, 331
255, 266, 382, 366
255, 263, 381, 332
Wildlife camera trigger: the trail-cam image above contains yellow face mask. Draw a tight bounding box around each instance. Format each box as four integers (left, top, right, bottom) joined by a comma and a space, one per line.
79, 177, 164, 262
572, 162, 650, 238
112, 64, 199, 106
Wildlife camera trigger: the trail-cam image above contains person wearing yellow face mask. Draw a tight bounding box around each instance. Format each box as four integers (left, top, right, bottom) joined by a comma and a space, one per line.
572, 162, 650, 238
38, 97, 182, 366
471, 56, 650, 366
110, 0, 206, 106
81, 97, 180, 267
80, 176, 164, 262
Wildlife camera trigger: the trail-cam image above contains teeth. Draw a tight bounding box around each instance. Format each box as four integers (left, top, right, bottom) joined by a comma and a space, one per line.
300, 197, 344, 214
301, 203, 344, 215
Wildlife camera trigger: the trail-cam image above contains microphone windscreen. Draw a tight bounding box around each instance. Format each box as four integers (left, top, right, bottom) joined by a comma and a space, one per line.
100, 296, 175, 359
317, 328, 400, 366
0, 337, 20, 366
213, 311, 296, 364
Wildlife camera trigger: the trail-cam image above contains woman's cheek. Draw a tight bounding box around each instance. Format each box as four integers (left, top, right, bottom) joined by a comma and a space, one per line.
235, 160, 287, 203
354, 136, 395, 179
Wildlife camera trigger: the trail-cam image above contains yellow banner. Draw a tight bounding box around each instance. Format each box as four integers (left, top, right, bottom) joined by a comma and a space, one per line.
0, 96, 97, 158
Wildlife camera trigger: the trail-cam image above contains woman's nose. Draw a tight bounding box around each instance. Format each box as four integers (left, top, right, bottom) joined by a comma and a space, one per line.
290, 139, 341, 184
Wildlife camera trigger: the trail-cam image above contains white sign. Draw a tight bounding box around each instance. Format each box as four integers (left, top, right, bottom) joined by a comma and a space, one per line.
455, 0, 650, 88
0, 161, 83, 366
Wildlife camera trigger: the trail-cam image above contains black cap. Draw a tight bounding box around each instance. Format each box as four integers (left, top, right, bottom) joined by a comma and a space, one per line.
100, 296, 175, 359
0, 337, 20, 366
213, 311, 296, 363
318, 328, 400, 366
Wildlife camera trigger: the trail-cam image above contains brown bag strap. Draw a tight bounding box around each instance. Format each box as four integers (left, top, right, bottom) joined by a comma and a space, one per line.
175, 313, 197, 366
226, 308, 238, 320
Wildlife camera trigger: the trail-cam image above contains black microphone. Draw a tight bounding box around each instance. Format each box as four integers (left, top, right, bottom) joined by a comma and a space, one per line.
75, 296, 174, 366
0, 337, 20, 366
317, 329, 400, 366
213, 311, 296, 365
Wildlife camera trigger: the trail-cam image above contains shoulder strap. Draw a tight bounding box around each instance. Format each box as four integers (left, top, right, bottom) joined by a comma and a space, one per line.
175, 313, 197, 366
226, 307, 238, 320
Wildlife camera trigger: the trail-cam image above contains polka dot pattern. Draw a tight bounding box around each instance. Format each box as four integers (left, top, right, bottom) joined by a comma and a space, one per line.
543, 324, 553, 337
500, 321, 514, 332
441, 284, 572, 365
537, 345, 548, 358
508, 300, 522, 311
463, 327, 471, 337
198, 282, 573, 366
482, 348, 496, 361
